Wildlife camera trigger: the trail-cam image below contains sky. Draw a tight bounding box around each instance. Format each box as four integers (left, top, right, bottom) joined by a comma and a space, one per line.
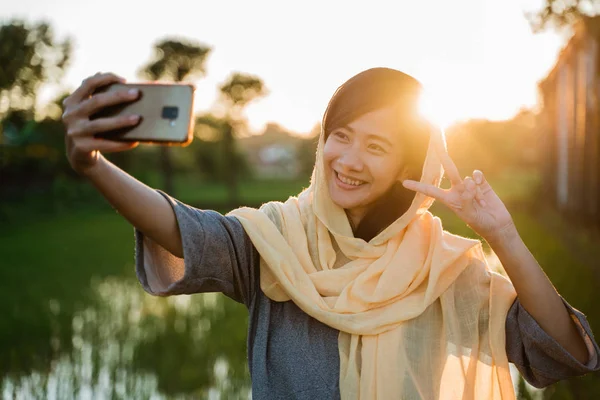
2, 0, 567, 134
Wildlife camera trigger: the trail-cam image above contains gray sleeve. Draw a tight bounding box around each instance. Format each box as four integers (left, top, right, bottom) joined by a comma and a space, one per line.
134, 190, 259, 307
505, 297, 600, 388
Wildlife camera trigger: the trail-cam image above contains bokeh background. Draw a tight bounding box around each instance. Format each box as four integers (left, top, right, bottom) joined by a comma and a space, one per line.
1, 0, 599, 398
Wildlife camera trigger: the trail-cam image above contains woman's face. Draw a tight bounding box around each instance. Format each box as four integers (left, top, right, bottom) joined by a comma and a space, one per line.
323, 106, 407, 221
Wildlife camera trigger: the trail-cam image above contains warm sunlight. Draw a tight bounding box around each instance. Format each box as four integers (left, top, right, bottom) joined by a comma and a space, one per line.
417, 57, 551, 130
417, 82, 503, 131
415, 57, 546, 130
418, 88, 455, 130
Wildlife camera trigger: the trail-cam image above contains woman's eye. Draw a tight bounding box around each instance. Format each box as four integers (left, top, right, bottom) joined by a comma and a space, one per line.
334, 132, 349, 141
368, 144, 386, 153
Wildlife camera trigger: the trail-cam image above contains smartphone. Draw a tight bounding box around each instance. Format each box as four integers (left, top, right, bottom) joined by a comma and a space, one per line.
91, 82, 195, 146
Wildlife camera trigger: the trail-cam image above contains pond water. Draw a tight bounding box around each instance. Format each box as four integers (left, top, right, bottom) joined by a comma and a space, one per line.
2, 277, 251, 399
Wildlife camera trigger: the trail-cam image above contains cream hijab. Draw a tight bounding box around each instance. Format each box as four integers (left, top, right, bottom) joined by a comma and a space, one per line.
229, 72, 517, 399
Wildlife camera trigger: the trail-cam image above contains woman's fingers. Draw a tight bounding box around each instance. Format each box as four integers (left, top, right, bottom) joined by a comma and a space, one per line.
63, 72, 126, 109
90, 114, 141, 135
78, 87, 139, 117
67, 114, 140, 137
61, 72, 140, 174
61, 72, 140, 140
476, 185, 486, 206
403, 180, 447, 202
472, 170, 488, 206
432, 139, 462, 186
98, 140, 139, 154
473, 169, 488, 186
403, 166, 490, 210
74, 137, 139, 154
61, 72, 127, 126
461, 177, 476, 201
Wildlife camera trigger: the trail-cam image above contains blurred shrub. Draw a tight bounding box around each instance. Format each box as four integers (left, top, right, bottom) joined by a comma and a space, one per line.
445, 109, 538, 179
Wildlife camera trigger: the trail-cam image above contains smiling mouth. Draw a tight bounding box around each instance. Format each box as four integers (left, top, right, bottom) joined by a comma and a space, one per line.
335, 171, 367, 187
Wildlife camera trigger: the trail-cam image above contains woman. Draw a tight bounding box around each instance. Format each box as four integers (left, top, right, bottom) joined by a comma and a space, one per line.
62, 68, 599, 399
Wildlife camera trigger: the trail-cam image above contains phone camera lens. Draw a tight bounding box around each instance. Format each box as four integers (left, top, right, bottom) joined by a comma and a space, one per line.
162, 106, 179, 120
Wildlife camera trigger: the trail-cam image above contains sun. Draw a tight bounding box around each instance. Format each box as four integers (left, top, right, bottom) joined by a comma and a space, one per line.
416, 68, 527, 130
418, 88, 460, 130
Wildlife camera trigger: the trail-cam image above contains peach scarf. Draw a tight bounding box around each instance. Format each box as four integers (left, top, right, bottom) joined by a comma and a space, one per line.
229, 123, 517, 399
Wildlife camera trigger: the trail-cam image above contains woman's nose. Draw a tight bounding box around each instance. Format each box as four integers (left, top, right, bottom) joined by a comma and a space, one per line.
337, 148, 364, 172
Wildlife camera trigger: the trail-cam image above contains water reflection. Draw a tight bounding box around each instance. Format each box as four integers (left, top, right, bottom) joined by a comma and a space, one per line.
2, 278, 251, 399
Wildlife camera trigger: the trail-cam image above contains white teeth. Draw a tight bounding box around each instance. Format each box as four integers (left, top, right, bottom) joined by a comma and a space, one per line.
337, 172, 364, 186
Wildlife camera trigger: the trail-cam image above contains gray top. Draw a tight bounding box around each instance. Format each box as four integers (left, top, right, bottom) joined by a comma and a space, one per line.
135, 191, 600, 399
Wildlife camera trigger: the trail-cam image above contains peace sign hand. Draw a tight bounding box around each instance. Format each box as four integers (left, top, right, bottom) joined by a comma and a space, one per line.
402, 143, 515, 244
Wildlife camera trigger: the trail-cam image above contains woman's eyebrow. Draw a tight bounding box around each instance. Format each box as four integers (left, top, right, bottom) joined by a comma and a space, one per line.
366, 134, 392, 147
345, 126, 393, 147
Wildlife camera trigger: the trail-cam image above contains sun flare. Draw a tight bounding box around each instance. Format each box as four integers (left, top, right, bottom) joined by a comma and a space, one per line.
418, 89, 458, 130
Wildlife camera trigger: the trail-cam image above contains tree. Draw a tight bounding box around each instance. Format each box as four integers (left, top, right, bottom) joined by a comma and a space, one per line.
218, 73, 267, 205
0, 20, 71, 199
528, 0, 600, 32
138, 38, 211, 195
0, 20, 71, 132
190, 113, 229, 181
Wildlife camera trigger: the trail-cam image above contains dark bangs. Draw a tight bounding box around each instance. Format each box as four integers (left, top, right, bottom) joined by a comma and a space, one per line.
323, 68, 422, 140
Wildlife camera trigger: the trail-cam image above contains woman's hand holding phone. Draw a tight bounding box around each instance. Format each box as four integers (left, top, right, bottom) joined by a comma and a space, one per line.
59, 72, 185, 259
61, 72, 141, 176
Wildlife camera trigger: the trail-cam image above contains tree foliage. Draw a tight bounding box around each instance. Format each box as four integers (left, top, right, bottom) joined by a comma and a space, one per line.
137, 38, 212, 195
0, 20, 71, 117
138, 38, 211, 83
217, 73, 267, 204
0, 20, 72, 200
528, 0, 600, 32
219, 72, 268, 115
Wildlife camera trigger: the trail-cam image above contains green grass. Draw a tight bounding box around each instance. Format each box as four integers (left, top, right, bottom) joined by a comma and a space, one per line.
0, 206, 139, 376
173, 176, 311, 205
0, 208, 133, 311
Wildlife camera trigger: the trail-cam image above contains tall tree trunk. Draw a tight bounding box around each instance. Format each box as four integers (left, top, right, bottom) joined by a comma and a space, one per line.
160, 146, 175, 195
223, 124, 238, 207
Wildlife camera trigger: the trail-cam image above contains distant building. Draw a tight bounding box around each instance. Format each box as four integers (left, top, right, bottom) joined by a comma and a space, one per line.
240, 123, 314, 179
254, 143, 299, 178
538, 17, 600, 228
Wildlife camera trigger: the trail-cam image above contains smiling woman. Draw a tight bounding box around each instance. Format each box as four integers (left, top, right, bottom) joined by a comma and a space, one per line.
321, 70, 430, 239
61, 68, 599, 400
324, 107, 415, 230
227, 68, 598, 399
